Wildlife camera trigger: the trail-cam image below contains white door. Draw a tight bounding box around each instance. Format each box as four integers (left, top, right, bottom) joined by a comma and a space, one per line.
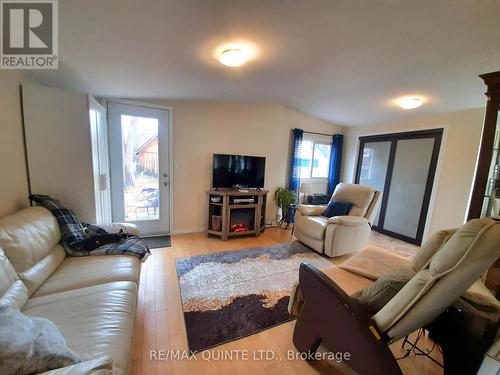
108, 101, 171, 235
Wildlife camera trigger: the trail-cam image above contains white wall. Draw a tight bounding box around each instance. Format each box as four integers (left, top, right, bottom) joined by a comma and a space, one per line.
0, 71, 33, 217
145, 100, 342, 233
342, 108, 485, 236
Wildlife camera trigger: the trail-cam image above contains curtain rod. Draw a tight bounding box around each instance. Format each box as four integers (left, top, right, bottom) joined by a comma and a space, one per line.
303, 130, 335, 137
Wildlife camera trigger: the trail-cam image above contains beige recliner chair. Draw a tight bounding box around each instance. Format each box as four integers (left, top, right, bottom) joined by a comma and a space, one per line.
294, 183, 380, 257
292, 216, 500, 375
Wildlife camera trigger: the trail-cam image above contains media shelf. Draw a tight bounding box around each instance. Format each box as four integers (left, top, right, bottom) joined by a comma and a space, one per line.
206, 189, 268, 240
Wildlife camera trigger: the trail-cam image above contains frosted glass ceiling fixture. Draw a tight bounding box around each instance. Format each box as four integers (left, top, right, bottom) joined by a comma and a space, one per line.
396, 96, 425, 110
219, 48, 248, 67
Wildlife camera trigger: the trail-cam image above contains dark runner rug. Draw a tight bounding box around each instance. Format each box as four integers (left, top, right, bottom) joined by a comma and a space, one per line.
143, 235, 171, 249
175, 242, 334, 352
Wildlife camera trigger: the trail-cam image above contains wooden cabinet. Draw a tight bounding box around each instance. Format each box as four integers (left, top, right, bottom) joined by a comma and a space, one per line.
467, 70, 500, 298
468, 71, 500, 219
206, 189, 268, 240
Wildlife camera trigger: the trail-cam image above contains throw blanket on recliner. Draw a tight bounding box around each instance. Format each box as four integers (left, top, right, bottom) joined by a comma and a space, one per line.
29, 194, 150, 261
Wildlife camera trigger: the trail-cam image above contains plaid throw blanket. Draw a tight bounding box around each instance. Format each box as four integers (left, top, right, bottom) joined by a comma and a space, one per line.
30, 194, 150, 262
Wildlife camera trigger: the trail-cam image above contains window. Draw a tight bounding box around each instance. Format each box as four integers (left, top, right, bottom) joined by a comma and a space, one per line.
311, 143, 331, 178
298, 137, 331, 179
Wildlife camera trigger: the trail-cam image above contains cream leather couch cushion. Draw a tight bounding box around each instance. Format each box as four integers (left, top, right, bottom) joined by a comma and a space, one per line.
0, 247, 29, 309
0, 207, 65, 295
297, 204, 327, 216
24, 282, 137, 375
22, 245, 66, 295
0, 207, 61, 272
295, 215, 328, 240
411, 228, 456, 272
373, 269, 433, 333
33, 255, 141, 297
332, 183, 374, 217
429, 219, 494, 275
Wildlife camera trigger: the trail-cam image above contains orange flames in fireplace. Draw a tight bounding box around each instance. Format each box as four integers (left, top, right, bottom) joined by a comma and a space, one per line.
230, 223, 249, 232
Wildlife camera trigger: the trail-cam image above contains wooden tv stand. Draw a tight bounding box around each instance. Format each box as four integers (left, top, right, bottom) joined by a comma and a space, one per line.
206, 189, 268, 240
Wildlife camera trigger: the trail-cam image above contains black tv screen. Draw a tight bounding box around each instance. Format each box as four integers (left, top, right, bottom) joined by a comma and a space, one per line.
212, 154, 266, 189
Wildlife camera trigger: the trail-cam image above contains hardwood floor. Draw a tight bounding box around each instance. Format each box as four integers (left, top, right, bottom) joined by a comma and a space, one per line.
130, 227, 443, 375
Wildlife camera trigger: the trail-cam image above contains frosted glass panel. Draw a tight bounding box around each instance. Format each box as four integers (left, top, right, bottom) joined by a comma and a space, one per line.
383, 138, 435, 238
358, 141, 391, 226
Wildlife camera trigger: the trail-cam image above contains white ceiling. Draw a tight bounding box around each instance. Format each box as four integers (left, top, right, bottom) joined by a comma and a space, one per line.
28, 0, 500, 126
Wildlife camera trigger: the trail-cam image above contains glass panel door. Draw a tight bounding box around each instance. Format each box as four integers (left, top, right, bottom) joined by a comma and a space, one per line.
355, 129, 442, 245
481, 115, 500, 217
108, 102, 170, 235
120, 115, 159, 221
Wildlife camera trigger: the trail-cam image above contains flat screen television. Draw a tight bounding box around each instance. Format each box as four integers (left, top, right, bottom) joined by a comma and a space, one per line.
212, 154, 266, 189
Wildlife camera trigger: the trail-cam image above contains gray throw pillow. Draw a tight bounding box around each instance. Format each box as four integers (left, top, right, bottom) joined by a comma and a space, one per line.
0, 307, 80, 375
351, 270, 415, 314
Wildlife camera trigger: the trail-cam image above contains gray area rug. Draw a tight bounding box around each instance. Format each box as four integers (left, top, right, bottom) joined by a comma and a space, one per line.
175, 241, 334, 352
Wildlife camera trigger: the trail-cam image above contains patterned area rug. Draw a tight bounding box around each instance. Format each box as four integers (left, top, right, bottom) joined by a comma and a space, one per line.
175, 242, 334, 352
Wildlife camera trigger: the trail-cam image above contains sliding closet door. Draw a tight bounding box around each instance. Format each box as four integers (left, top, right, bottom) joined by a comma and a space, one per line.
355, 129, 443, 245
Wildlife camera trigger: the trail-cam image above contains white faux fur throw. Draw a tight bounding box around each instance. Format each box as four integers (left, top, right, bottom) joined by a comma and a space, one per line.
0, 307, 80, 375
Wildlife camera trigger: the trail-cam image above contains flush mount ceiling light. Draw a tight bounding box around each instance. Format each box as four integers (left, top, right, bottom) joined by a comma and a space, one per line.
213, 41, 258, 68
218, 48, 248, 67
396, 96, 426, 110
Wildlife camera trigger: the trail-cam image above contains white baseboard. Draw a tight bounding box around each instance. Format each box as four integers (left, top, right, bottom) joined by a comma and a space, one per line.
171, 227, 206, 235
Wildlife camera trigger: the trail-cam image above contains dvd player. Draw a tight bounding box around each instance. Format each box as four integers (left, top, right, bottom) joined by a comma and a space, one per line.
233, 198, 255, 204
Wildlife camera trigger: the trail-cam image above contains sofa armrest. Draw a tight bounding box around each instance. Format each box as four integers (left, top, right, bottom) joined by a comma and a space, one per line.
97, 222, 140, 236
297, 204, 327, 216
37, 356, 113, 375
327, 215, 369, 226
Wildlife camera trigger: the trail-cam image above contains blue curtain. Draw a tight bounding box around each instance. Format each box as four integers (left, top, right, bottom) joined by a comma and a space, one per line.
327, 134, 343, 195
288, 128, 303, 193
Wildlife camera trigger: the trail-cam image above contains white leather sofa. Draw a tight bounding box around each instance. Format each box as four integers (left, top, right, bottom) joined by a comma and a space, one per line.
294, 183, 380, 257
0, 206, 142, 374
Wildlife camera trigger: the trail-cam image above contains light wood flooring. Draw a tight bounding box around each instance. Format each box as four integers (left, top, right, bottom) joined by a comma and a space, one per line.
130, 227, 443, 375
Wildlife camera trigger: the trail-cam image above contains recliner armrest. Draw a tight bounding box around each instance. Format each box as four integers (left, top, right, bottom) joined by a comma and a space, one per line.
297, 204, 327, 216
327, 215, 369, 226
